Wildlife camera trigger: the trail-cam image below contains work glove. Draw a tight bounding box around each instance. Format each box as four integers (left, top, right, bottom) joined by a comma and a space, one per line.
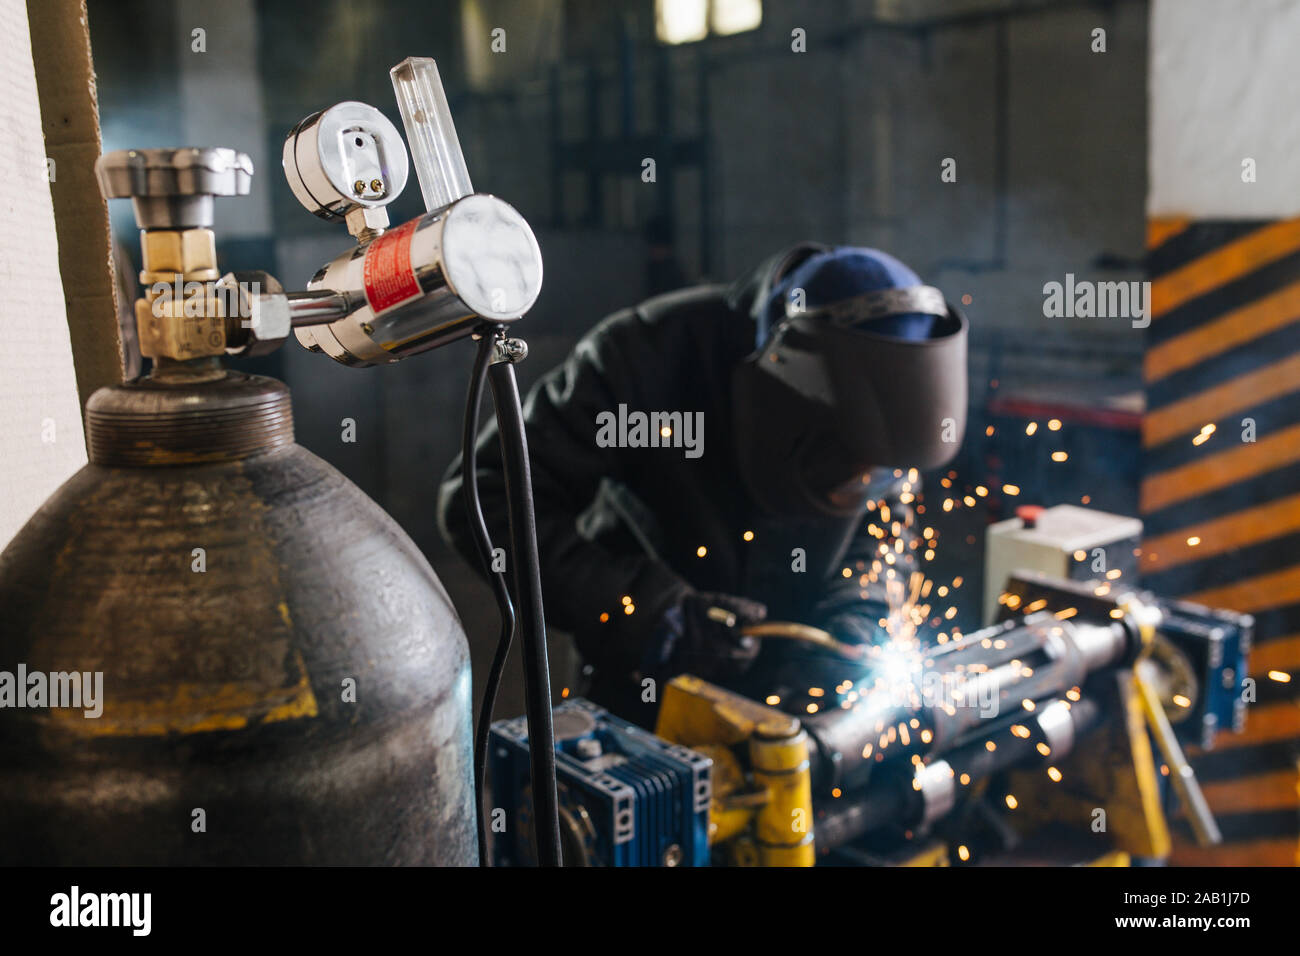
647, 590, 768, 682
823, 608, 890, 647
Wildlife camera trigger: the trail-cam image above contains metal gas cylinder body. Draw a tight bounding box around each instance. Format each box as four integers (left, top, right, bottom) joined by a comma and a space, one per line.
0, 366, 476, 865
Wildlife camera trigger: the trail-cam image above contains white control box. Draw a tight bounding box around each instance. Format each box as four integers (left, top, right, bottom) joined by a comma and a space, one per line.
982, 504, 1143, 624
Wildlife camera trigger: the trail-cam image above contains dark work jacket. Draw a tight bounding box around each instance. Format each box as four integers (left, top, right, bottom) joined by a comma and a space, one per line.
437, 270, 918, 721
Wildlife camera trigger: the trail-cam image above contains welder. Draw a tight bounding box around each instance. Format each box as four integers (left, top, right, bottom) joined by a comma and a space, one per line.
438, 243, 968, 723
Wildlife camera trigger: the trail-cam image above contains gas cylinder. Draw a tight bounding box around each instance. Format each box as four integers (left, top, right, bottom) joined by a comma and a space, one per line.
0, 147, 477, 865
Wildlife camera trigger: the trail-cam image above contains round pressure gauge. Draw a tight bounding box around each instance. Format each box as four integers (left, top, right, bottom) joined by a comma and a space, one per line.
283, 101, 409, 221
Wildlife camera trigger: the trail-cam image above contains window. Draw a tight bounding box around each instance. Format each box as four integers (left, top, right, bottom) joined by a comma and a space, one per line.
655, 0, 762, 45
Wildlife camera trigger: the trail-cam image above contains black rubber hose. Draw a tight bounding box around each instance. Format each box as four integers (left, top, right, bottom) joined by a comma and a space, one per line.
463, 332, 517, 867
488, 356, 563, 866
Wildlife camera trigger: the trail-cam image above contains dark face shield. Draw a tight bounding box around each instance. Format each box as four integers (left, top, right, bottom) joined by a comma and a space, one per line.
732, 291, 968, 516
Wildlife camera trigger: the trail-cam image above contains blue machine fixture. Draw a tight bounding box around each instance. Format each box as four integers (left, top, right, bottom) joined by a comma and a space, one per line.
490, 699, 711, 866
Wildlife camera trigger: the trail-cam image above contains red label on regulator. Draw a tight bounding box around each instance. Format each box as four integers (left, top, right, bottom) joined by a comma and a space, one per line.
362, 218, 422, 316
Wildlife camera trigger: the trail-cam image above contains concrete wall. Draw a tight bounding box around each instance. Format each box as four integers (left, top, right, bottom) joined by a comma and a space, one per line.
1149, 0, 1300, 218
0, 0, 89, 549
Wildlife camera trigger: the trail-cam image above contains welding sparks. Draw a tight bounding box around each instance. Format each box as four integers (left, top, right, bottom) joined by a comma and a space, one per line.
806, 483, 990, 745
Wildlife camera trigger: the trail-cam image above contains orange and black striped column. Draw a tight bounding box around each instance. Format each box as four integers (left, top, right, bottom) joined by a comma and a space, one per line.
1142, 217, 1300, 866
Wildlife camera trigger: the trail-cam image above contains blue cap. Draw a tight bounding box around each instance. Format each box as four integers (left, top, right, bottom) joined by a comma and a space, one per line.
758, 247, 938, 348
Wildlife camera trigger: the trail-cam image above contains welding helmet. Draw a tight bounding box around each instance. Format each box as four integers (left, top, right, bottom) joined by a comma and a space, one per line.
731, 244, 968, 516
